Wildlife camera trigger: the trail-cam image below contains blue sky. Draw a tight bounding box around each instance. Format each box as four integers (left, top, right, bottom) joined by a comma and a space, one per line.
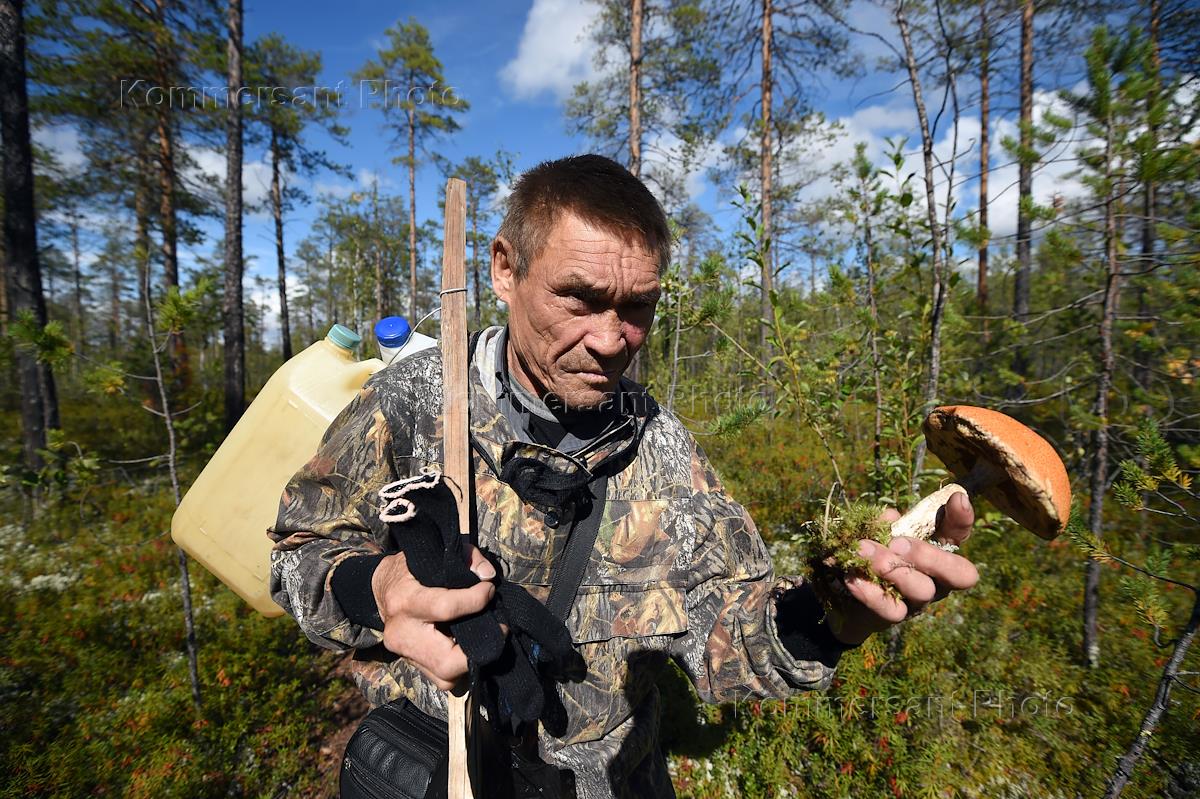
35, 0, 1103, 328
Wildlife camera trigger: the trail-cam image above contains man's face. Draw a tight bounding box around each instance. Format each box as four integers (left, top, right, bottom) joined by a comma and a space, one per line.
492, 211, 661, 410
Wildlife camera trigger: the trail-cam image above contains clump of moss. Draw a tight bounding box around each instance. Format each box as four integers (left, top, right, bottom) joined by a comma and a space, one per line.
802, 500, 902, 619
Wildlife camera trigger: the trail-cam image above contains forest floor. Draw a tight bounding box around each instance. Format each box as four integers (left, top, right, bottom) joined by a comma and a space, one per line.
1, 416, 1197, 797
297, 655, 370, 799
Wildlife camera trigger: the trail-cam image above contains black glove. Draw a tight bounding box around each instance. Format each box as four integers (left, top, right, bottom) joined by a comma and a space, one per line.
380, 472, 584, 736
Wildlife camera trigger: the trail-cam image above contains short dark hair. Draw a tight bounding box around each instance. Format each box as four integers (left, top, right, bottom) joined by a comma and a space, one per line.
497, 154, 671, 279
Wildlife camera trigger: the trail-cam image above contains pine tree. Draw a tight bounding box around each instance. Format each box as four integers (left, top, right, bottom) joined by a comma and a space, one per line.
446, 152, 513, 326
353, 19, 467, 320
246, 33, 348, 360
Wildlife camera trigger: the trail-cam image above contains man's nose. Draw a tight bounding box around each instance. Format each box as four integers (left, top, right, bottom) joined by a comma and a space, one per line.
582, 315, 627, 361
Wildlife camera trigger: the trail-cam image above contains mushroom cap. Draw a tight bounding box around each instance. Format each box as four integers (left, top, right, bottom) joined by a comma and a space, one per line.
924, 405, 1071, 539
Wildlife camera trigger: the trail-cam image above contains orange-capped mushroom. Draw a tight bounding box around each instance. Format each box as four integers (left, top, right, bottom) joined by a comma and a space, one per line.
891, 405, 1071, 541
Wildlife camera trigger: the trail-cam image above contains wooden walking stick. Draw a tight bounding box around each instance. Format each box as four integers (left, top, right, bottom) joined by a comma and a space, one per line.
440, 177, 477, 799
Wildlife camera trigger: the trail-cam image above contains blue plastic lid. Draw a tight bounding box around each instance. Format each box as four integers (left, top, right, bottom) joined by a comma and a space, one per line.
374, 316, 413, 348
326, 324, 361, 350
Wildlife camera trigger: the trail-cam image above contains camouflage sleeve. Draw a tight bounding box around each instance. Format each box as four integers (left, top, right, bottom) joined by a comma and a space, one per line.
268, 382, 404, 652
669, 440, 836, 703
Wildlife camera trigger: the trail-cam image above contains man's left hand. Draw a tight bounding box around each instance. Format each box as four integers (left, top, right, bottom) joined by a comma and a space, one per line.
829, 492, 980, 647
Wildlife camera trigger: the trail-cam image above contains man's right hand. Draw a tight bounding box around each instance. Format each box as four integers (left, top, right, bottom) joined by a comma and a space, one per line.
371, 545, 497, 691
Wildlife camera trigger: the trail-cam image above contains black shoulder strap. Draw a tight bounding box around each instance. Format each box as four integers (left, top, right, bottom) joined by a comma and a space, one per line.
544, 475, 608, 622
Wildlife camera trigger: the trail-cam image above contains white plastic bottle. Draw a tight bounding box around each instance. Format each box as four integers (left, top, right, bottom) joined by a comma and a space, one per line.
171, 325, 385, 616
375, 315, 437, 365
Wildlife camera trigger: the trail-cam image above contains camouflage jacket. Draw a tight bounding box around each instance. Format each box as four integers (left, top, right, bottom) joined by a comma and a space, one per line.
269, 326, 836, 799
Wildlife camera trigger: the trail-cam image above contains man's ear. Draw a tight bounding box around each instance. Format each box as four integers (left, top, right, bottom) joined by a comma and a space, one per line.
491, 236, 516, 304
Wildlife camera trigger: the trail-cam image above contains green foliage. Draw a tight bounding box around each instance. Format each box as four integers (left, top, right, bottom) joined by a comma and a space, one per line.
711, 398, 769, 439
81, 360, 128, 397
9, 309, 73, 368
5, 4, 1200, 798
0, 478, 344, 799
664, 437, 1198, 798
154, 278, 214, 336
800, 501, 897, 621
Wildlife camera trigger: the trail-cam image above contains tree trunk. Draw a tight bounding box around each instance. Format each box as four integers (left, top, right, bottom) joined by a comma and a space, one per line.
154, 102, 179, 289
70, 209, 84, 361
304, 253, 314, 337
151, 0, 179, 290
269, 128, 292, 361
759, 0, 773, 355
977, 0, 990, 342
325, 233, 334, 325
1, 0, 58, 470
862, 178, 884, 498
138, 197, 202, 713
470, 193, 481, 326
1135, 0, 1160, 394
1083, 114, 1120, 670
407, 105, 418, 322
1013, 0, 1034, 321
370, 180, 383, 326
222, 0, 245, 433
667, 285, 683, 412
351, 243, 360, 335
897, 2, 947, 486
0, 230, 7, 335
108, 251, 120, 352
629, 0, 643, 179
151, 0, 190, 388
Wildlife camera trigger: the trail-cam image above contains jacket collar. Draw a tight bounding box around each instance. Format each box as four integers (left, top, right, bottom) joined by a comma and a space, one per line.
467, 326, 657, 484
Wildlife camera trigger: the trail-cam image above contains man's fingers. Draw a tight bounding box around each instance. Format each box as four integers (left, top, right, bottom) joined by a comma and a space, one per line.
466, 543, 497, 581
889, 536, 980, 595
412, 580, 495, 622
845, 576, 908, 625
878, 507, 901, 524
425, 637, 470, 688
858, 540, 937, 606
403, 631, 469, 691
933, 492, 975, 546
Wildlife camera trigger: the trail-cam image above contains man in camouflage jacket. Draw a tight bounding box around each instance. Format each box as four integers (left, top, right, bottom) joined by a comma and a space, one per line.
269, 155, 979, 798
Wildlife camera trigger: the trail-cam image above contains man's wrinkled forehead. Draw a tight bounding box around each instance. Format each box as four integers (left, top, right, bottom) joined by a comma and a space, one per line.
526, 208, 663, 276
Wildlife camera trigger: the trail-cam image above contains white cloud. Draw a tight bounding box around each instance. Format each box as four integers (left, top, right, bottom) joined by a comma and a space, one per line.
33, 124, 86, 170
499, 0, 600, 101
642, 128, 722, 204
975, 89, 1091, 244
490, 179, 512, 212
786, 87, 1091, 253
183, 144, 277, 218
311, 167, 398, 201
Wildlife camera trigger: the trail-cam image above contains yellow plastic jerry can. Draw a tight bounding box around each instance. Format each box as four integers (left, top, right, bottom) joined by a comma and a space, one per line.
172, 325, 385, 616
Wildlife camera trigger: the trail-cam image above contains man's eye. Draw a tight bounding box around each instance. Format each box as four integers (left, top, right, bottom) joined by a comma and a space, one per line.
563, 294, 593, 311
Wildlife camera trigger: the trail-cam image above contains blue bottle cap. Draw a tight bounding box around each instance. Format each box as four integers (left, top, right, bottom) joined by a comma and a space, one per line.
326, 324, 361, 350
374, 316, 413, 348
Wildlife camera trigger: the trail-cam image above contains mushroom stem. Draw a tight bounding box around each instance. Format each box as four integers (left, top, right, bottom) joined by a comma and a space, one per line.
889, 483, 968, 540
890, 459, 1004, 541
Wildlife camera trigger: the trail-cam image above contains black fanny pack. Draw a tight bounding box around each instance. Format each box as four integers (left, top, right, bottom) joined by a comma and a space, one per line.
340, 697, 575, 799
340, 698, 448, 799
